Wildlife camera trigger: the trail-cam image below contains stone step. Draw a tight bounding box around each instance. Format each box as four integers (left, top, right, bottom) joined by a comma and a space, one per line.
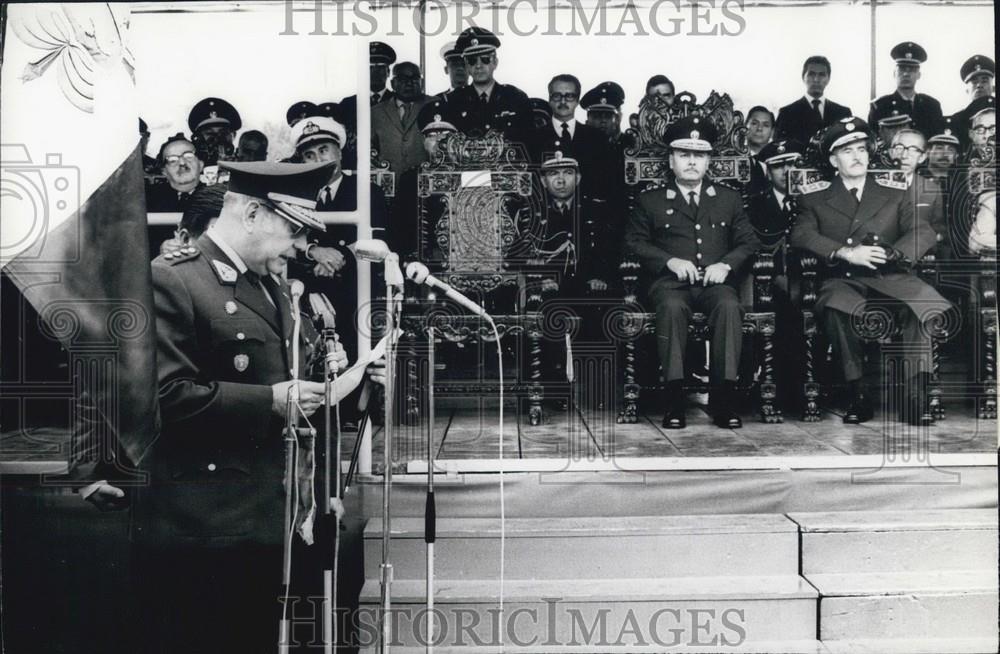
809, 571, 998, 643
789, 509, 998, 574
364, 514, 799, 580
358, 575, 818, 650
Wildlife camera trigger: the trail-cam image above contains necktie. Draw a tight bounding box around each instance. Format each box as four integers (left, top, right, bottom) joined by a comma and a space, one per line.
322, 186, 333, 208
479, 92, 489, 105
370, 92, 380, 106
688, 190, 699, 211
782, 196, 792, 214
850, 187, 861, 206
399, 102, 410, 124
811, 98, 822, 120
561, 122, 571, 143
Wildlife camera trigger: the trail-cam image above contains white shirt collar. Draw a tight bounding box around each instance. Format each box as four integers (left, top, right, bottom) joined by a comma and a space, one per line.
772, 188, 788, 206
552, 117, 577, 137
473, 81, 496, 99
678, 182, 703, 200
320, 176, 344, 202
805, 95, 825, 107
841, 175, 867, 196
205, 226, 248, 274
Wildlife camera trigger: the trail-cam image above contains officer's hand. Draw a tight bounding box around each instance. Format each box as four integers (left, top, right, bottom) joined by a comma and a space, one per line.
702, 263, 731, 286
666, 258, 700, 284
587, 279, 608, 292
841, 245, 887, 269
309, 247, 346, 274
366, 357, 387, 387
312, 263, 336, 278
272, 380, 327, 417
541, 279, 559, 294
330, 497, 346, 521
327, 339, 348, 374
84, 484, 129, 512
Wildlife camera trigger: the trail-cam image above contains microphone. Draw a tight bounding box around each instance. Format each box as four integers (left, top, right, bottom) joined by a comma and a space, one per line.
290, 279, 305, 305
349, 239, 391, 262
405, 262, 489, 318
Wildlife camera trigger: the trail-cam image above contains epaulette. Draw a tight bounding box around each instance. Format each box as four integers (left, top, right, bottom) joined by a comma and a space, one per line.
160, 246, 201, 265
875, 176, 908, 191
642, 181, 669, 194
800, 180, 831, 194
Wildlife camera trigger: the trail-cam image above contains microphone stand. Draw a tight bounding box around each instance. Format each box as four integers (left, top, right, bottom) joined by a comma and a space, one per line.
380, 253, 405, 654
425, 323, 437, 653
322, 324, 342, 654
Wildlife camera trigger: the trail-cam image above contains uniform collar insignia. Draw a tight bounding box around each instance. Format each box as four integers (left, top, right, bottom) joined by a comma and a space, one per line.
213, 259, 238, 284
706, 186, 716, 197
666, 188, 677, 200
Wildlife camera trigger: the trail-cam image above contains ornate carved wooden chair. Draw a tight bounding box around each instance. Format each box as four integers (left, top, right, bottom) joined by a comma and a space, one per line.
617, 91, 781, 424
370, 148, 395, 208
786, 143, 950, 421
398, 132, 555, 425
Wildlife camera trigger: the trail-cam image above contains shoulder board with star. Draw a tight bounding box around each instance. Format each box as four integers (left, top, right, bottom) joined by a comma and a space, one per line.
800, 180, 831, 194
875, 176, 908, 191
640, 181, 670, 196
160, 246, 201, 265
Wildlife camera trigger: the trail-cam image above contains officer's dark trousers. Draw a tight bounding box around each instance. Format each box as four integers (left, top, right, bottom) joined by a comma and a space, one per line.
650, 283, 743, 384
820, 289, 932, 383
133, 539, 326, 654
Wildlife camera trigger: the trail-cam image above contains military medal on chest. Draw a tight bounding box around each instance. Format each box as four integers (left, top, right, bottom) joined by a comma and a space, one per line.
233, 354, 249, 372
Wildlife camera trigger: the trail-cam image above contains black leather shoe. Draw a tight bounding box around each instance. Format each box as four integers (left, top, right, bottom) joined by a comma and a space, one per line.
843, 394, 874, 424
662, 407, 686, 429
713, 408, 743, 429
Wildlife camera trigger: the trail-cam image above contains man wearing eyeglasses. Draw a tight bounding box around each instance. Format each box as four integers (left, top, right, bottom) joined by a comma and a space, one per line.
968, 107, 996, 152
531, 74, 612, 203
146, 133, 206, 212
889, 129, 947, 247
950, 55, 994, 151
372, 61, 433, 175
446, 27, 532, 146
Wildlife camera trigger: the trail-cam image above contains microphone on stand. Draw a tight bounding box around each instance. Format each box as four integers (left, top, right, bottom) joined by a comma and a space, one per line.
405, 262, 490, 318
350, 239, 404, 286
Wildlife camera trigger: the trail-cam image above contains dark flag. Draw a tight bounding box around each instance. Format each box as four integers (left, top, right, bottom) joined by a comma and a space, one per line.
1, 4, 159, 482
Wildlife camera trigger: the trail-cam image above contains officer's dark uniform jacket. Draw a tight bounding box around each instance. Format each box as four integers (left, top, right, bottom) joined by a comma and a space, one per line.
868, 91, 944, 140
625, 179, 760, 292
746, 188, 796, 251
790, 174, 950, 316
134, 234, 305, 548
447, 82, 533, 145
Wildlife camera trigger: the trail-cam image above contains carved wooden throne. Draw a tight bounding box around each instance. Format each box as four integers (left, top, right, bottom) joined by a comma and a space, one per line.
617, 91, 781, 424
399, 131, 552, 425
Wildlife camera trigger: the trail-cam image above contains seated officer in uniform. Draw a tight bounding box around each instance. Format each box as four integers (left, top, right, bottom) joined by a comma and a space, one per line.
625, 117, 761, 429
134, 160, 385, 653
791, 117, 950, 425
188, 96, 241, 165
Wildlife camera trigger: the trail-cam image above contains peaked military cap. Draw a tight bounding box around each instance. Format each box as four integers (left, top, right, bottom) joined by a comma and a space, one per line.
541, 151, 579, 170
877, 113, 914, 128
188, 97, 242, 133
290, 116, 347, 150
417, 100, 457, 134
891, 41, 927, 66
581, 82, 625, 112
318, 101, 346, 124
221, 160, 334, 231
456, 27, 501, 56
530, 97, 553, 119
967, 95, 996, 122
440, 40, 462, 61
286, 101, 319, 127
928, 116, 960, 147
667, 115, 717, 152
758, 139, 805, 166
961, 55, 994, 82
822, 117, 872, 155
370, 41, 397, 66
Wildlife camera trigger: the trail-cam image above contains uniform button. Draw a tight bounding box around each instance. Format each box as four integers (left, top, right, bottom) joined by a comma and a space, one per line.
697, 238, 703, 244
845, 272, 852, 278
285, 339, 291, 347
846, 238, 853, 245
207, 463, 217, 472
695, 224, 702, 230
237, 332, 246, 340
696, 253, 703, 259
